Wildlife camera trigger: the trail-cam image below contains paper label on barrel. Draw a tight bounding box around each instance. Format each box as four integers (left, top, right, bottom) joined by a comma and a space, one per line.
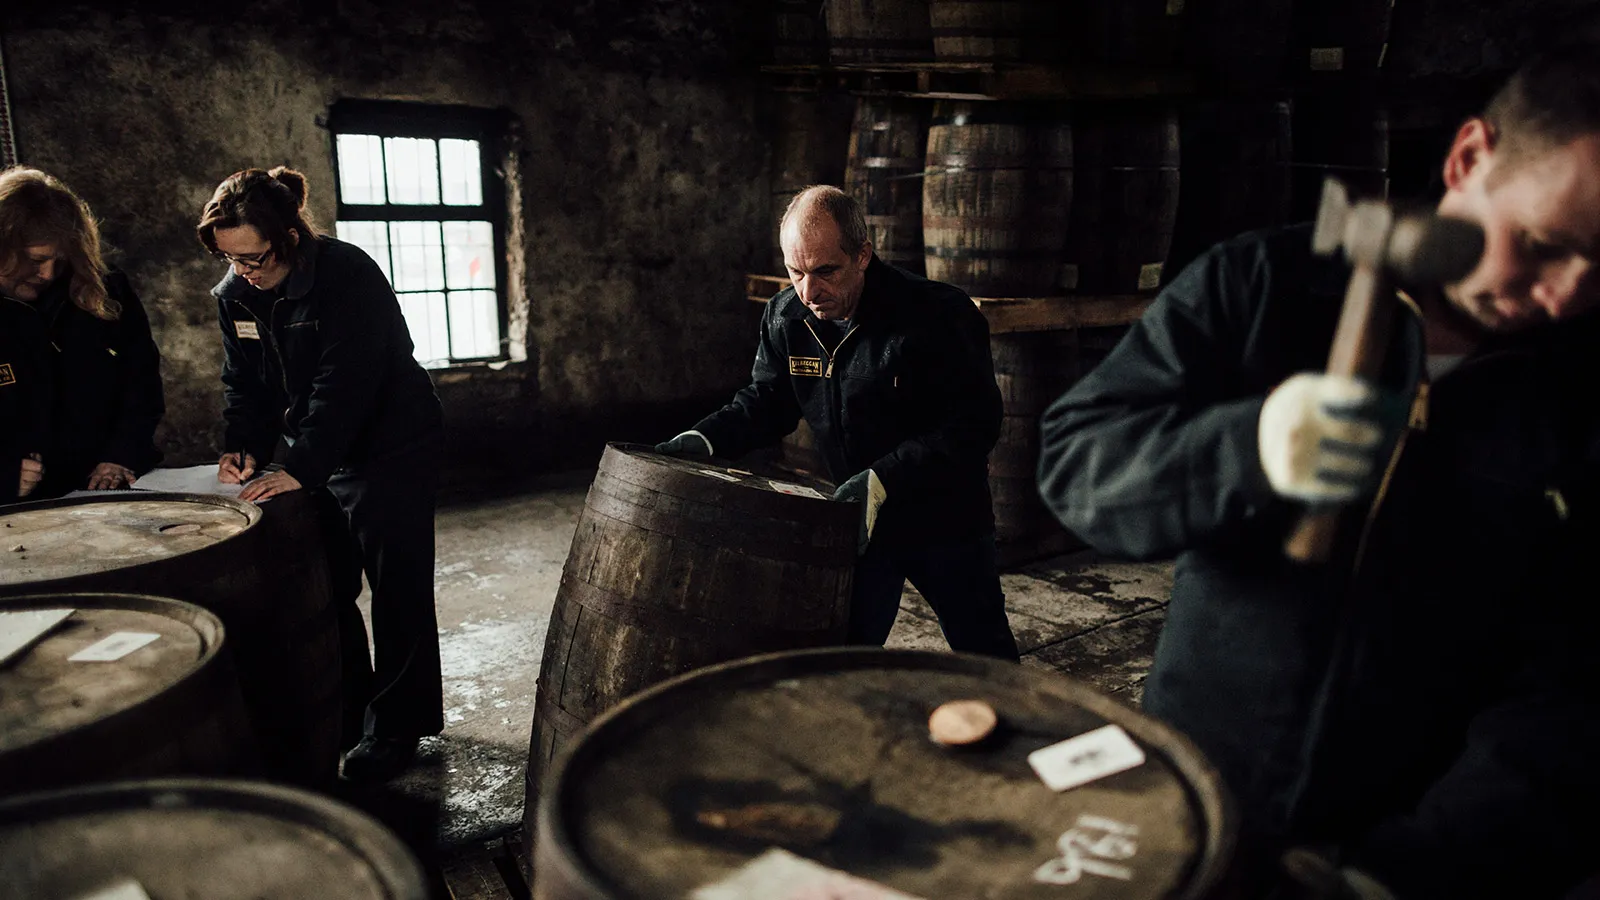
1137, 263, 1164, 292
693, 848, 926, 900
72, 878, 154, 900
1028, 724, 1146, 792
1057, 264, 1080, 291
698, 469, 742, 483
767, 481, 828, 500
1309, 47, 1345, 71
69, 632, 160, 662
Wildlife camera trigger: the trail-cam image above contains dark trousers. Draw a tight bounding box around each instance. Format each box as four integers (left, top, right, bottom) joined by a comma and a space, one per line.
321, 433, 445, 742
847, 530, 1020, 662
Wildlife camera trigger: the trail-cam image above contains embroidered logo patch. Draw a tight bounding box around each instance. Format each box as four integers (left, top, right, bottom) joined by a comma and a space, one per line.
235, 320, 260, 340
0, 363, 13, 386
790, 357, 823, 377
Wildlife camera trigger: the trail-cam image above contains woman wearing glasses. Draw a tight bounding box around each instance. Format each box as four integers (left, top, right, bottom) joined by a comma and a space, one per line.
0, 166, 164, 496
197, 166, 445, 782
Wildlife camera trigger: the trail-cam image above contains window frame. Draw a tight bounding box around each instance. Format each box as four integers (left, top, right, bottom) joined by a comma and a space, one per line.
327, 99, 512, 367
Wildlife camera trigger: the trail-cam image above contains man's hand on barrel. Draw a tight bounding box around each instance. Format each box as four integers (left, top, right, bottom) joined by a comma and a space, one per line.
17, 453, 43, 498
1259, 372, 1406, 505
217, 451, 257, 484
654, 431, 713, 457
86, 462, 136, 491
832, 468, 886, 556
239, 469, 302, 502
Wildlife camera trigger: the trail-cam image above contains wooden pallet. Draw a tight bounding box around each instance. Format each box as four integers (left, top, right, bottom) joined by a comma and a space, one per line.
761, 61, 1195, 101
745, 273, 1152, 333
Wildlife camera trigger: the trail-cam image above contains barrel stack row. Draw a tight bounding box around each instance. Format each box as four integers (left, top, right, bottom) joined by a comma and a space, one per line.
0, 492, 428, 899
774, 94, 1392, 296
775, 0, 1393, 89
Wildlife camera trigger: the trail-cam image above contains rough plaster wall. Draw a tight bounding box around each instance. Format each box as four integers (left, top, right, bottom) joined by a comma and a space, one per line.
3, 0, 769, 472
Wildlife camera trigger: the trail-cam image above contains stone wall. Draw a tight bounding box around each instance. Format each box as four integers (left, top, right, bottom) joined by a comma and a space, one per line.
3, 0, 773, 479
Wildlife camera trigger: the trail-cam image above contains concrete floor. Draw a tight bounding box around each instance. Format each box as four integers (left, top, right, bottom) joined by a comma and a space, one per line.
366, 469, 1174, 852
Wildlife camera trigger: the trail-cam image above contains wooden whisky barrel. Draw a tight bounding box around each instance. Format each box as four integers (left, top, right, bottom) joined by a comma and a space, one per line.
1062, 103, 1181, 294
522, 444, 857, 858
930, 0, 1027, 62
846, 97, 929, 274
534, 648, 1235, 900
1292, 0, 1392, 80
0, 491, 343, 788
0, 593, 257, 796
826, 0, 934, 63
1167, 99, 1293, 277
990, 332, 1078, 560
773, 0, 827, 64
1290, 98, 1389, 222
0, 778, 428, 900
923, 102, 1074, 297
771, 92, 856, 274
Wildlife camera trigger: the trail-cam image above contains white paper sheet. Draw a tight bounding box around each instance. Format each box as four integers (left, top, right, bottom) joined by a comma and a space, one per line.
0, 609, 74, 666
127, 464, 244, 498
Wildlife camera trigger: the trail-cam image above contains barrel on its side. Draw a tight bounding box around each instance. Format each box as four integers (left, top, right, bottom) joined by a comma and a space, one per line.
0, 593, 257, 796
523, 445, 857, 859
0, 778, 428, 900
1062, 103, 1181, 294
923, 102, 1073, 297
826, 0, 934, 63
0, 492, 343, 788
534, 648, 1235, 900
846, 97, 929, 275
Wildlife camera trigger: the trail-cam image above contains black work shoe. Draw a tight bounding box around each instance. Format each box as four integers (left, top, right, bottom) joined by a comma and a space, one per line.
340, 736, 419, 782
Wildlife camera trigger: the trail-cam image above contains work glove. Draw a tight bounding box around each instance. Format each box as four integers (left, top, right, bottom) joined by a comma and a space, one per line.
832, 468, 887, 555
1280, 847, 1398, 900
1258, 373, 1405, 505
653, 431, 713, 457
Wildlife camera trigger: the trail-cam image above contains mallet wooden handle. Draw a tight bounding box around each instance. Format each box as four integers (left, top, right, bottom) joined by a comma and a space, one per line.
1283, 262, 1395, 563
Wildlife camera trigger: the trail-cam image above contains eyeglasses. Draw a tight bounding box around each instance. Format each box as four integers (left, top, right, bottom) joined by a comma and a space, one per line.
213, 248, 275, 272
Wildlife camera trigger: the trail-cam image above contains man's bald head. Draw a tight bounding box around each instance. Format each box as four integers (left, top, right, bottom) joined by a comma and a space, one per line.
781, 185, 871, 258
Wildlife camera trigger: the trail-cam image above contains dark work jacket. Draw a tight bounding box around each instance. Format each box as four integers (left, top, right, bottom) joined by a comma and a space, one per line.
693, 257, 1002, 547
1037, 225, 1600, 899
10, 271, 164, 497
214, 235, 442, 488
0, 297, 52, 503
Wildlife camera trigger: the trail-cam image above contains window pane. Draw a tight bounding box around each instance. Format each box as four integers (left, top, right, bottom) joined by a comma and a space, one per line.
399, 292, 450, 367
335, 221, 393, 282
336, 134, 387, 205
439, 139, 483, 206
383, 137, 440, 205
389, 221, 445, 292
443, 221, 495, 290
448, 290, 501, 359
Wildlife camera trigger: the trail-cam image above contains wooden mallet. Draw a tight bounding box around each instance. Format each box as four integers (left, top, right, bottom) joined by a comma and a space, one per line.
1284, 179, 1484, 563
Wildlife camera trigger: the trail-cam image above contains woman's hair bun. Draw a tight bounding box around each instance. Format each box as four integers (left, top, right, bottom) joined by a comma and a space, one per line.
268, 166, 308, 209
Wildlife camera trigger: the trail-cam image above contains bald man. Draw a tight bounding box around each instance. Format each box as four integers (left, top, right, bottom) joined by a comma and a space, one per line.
657, 186, 1020, 661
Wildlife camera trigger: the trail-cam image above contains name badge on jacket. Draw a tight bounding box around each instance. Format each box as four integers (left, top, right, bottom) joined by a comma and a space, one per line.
0, 363, 13, 386
235, 320, 260, 340
790, 357, 823, 377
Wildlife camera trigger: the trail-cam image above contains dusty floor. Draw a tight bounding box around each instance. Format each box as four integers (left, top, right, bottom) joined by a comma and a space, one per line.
347, 468, 1174, 856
